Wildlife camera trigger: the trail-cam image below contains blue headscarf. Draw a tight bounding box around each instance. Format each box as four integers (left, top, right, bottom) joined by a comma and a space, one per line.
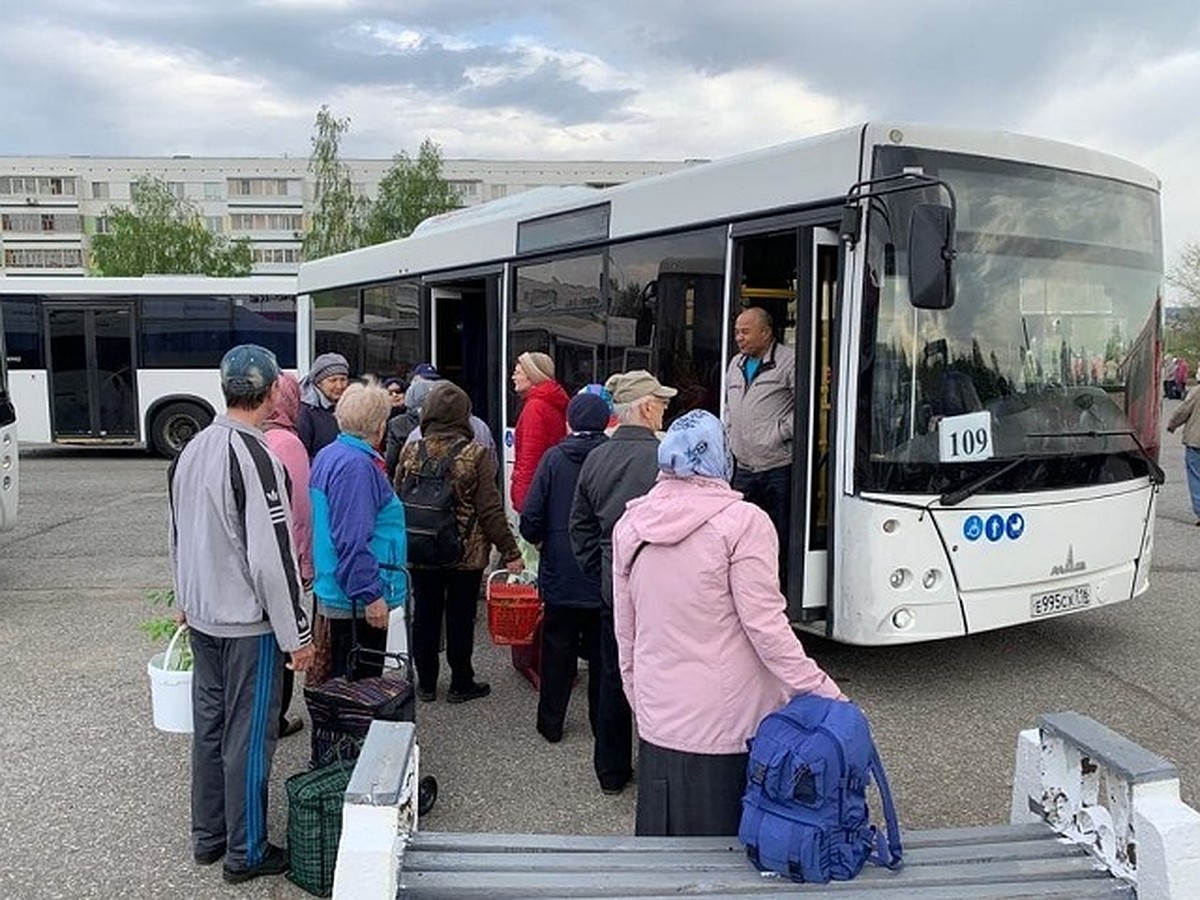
657, 409, 731, 481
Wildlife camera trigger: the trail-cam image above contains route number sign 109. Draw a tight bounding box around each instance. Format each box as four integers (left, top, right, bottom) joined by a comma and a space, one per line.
938, 411, 994, 463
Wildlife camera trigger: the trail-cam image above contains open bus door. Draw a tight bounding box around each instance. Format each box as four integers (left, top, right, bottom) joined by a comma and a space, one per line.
427, 277, 503, 445
730, 223, 840, 624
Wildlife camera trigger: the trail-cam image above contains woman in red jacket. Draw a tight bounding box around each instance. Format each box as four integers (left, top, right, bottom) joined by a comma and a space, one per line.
510, 351, 569, 512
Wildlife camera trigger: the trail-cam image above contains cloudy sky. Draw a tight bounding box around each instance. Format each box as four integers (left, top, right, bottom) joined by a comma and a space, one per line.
4, 0, 1199, 265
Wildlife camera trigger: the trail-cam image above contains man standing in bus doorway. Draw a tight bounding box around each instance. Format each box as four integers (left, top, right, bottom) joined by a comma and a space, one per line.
298, 352, 350, 458
725, 307, 794, 584
570, 370, 676, 795
168, 344, 315, 884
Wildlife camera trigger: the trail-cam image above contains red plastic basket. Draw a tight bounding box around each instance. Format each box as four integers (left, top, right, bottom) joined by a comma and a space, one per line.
486, 572, 542, 646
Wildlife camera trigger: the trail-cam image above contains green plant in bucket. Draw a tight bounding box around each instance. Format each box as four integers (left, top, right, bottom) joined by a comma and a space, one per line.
142, 588, 192, 671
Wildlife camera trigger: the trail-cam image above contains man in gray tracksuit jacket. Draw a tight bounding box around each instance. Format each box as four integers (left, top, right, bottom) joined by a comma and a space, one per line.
168, 344, 314, 884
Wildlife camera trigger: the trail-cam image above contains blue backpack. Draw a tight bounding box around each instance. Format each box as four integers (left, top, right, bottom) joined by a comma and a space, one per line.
738, 695, 902, 883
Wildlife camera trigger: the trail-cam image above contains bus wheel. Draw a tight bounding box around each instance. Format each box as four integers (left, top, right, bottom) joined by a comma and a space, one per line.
150, 403, 211, 458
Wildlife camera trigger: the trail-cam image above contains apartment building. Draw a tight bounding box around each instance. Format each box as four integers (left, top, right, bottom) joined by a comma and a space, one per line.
0, 156, 692, 276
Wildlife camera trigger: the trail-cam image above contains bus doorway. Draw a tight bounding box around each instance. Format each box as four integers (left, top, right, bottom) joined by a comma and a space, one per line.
730, 224, 840, 622
45, 303, 137, 442
428, 276, 502, 443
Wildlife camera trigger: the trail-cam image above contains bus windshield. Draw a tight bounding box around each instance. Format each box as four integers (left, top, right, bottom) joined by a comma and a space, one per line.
856, 147, 1163, 496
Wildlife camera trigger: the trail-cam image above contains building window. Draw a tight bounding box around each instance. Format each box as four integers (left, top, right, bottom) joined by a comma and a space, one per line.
202, 182, 222, 200
92, 181, 110, 200
230, 213, 303, 231
251, 247, 301, 264
227, 177, 300, 197
1, 213, 81, 233
3, 248, 84, 268
205, 216, 224, 233
0, 176, 77, 197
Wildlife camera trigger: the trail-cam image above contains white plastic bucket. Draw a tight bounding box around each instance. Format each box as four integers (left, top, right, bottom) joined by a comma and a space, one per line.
148, 625, 193, 734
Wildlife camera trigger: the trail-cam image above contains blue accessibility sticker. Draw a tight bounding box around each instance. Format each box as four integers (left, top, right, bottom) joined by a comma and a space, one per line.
504, 430, 515, 448
963, 515, 984, 542
1006, 513, 1025, 540
985, 514, 1005, 542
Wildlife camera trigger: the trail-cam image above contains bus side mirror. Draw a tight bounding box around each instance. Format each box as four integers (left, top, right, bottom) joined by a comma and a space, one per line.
908, 204, 956, 310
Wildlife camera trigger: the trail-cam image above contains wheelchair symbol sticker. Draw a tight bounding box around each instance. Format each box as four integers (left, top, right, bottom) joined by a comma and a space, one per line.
1006, 513, 1025, 540
985, 514, 1005, 542
963, 515, 984, 542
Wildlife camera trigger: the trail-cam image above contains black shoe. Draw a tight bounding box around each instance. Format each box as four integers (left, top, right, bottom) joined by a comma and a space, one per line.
194, 843, 226, 865
418, 775, 438, 816
279, 717, 304, 738
417, 686, 437, 702
600, 783, 627, 796
222, 843, 289, 884
537, 722, 563, 743
446, 681, 491, 704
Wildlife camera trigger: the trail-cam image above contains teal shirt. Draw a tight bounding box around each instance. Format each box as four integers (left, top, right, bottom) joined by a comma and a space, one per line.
743, 357, 762, 383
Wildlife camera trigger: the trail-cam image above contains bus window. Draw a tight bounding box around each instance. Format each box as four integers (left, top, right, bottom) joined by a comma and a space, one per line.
363, 281, 421, 377
510, 253, 605, 425
607, 227, 725, 422
313, 286, 362, 372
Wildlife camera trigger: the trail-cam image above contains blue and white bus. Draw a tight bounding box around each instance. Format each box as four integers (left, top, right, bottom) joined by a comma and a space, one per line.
0, 275, 298, 457
296, 123, 1163, 645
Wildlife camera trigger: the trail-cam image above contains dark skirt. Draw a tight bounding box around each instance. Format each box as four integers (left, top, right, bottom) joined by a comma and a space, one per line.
635, 739, 748, 836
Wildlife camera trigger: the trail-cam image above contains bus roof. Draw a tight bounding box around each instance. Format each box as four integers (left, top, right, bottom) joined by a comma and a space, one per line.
298, 122, 1161, 294
0, 275, 297, 295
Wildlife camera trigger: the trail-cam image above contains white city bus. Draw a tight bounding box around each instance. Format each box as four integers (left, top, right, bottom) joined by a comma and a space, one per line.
0, 276, 299, 457
0, 298, 17, 530
297, 123, 1164, 645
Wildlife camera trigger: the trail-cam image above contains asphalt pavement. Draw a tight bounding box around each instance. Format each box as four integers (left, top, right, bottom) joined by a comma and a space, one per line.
1, 408, 1198, 899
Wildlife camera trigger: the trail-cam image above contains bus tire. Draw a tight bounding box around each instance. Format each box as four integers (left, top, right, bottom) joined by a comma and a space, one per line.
150, 402, 211, 458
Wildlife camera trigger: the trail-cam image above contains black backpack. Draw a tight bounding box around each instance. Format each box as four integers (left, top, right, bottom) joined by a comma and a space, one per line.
398, 439, 470, 567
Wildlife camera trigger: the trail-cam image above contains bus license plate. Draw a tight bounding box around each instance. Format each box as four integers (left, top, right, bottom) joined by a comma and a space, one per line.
1030, 585, 1092, 618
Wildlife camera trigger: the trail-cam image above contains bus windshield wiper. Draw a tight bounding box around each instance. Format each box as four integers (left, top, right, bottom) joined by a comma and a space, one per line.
939, 455, 1033, 507
1026, 429, 1165, 486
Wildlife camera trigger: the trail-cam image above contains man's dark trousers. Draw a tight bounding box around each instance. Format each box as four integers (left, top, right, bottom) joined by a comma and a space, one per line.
537, 605, 601, 741
595, 608, 633, 791
732, 464, 792, 583
191, 630, 284, 869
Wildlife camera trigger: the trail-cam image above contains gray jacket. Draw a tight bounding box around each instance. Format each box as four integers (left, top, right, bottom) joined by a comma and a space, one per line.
569, 425, 660, 608
724, 340, 795, 472
168, 416, 311, 651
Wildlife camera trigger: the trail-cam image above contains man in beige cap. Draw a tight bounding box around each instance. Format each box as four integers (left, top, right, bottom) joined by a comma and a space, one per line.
569, 369, 676, 794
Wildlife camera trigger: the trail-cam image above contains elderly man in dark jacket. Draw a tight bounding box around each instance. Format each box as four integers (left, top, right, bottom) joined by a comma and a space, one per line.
519, 392, 610, 744
569, 370, 676, 794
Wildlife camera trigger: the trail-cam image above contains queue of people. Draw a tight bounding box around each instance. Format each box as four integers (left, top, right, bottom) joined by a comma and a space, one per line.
168, 314, 839, 881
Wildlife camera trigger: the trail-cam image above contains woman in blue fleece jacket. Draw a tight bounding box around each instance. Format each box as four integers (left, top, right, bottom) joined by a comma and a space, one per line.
309, 382, 407, 681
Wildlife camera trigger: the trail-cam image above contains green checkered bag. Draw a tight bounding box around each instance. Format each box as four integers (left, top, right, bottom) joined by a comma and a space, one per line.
285, 756, 357, 897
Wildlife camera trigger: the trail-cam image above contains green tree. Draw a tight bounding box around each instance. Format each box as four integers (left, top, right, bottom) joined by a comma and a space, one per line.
363, 138, 460, 245
89, 176, 252, 276
1168, 241, 1200, 306
1166, 241, 1200, 359
302, 105, 369, 260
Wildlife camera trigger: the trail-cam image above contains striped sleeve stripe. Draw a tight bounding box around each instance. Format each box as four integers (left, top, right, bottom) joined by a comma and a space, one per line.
236, 431, 311, 646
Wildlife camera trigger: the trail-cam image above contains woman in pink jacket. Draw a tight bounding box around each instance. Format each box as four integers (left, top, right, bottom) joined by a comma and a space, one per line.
261, 372, 314, 737
611, 409, 844, 836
